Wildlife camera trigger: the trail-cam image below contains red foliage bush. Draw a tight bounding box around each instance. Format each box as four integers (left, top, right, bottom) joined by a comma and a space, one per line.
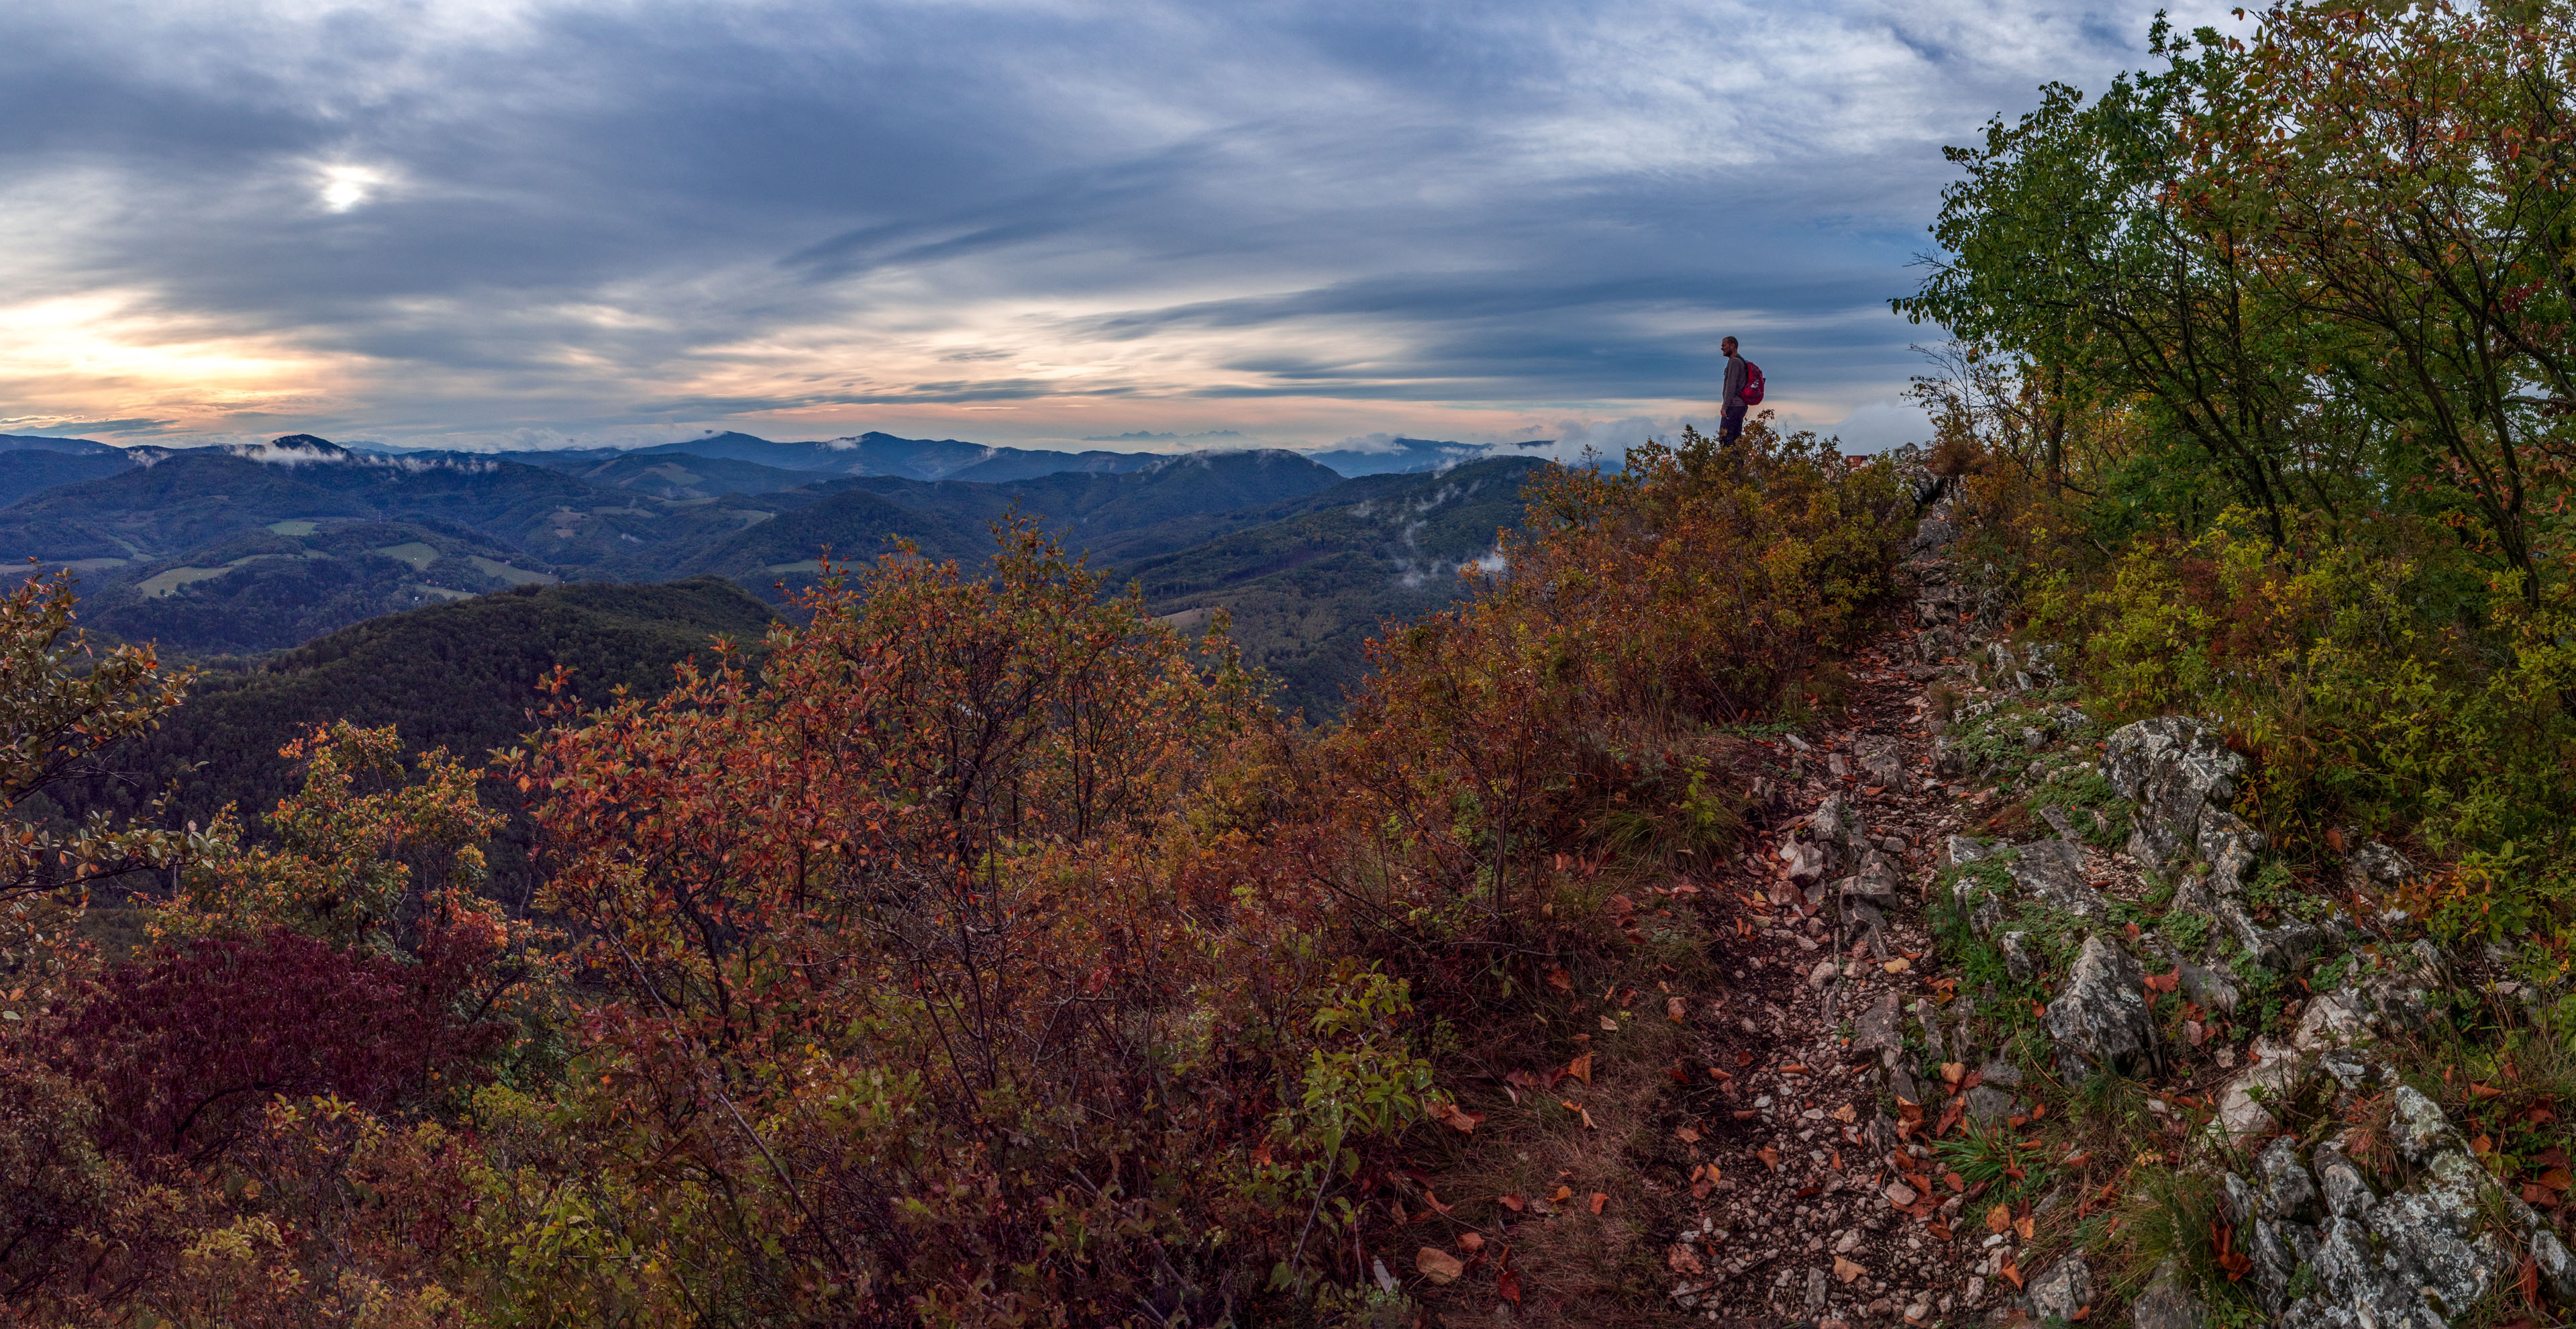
60, 927, 503, 1165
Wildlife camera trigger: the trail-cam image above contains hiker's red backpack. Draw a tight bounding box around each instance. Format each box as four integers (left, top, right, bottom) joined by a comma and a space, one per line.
1739, 360, 1765, 406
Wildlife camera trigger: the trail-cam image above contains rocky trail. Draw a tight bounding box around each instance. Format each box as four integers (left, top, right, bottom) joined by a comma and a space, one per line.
1624, 496, 2576, 1328
1655, 534, 2058, 1326
1406, 487, 2575, 1328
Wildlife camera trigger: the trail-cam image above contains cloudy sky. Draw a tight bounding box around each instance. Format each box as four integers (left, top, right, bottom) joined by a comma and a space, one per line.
0, 0, 2234, 456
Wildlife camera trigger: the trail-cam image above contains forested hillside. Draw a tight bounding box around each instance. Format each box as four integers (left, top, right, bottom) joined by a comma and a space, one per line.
0, 432, 1531, 698
54, 577, 776, 909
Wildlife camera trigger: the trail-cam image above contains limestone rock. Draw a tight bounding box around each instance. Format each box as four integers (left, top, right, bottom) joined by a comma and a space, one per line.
2102, 716, 2244, 870
2342, 839, 2417, 893
2000, 931, 2039, 983
1853, 734, 1909, 791
2025, 1252, 2092, 1322
2214, 1091, 2553, 1327
2290, 989, 2374, 1053
2313, 1146, 2373, 1220
2130, 1260, 2208, 1329
2006, 839, 2109, 918
1939, 834, 1990, 869
2216, 897, 2326, 973
2195, 809, 2265, 896
2043, 936, 2157, 1081
2178, 963, 2240, 1015
2534, 1228, 2576, 1304
2388, 1085, 2457, 1165
2256, 1136, 2322, 1224
2210, 1038, 2308, 1143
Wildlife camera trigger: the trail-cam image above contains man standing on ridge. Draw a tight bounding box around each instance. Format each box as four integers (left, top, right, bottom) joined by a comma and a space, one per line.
1715, 336, 1766, 446
1718, 336, 1749, 445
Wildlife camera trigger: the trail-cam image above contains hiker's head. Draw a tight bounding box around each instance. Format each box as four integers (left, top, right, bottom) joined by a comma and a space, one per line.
1721, 336, 1739, 356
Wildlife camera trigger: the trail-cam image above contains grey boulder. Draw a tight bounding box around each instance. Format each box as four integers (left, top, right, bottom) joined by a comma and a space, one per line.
2043, 935, 2157, 1081
2103, 716, 2245, 871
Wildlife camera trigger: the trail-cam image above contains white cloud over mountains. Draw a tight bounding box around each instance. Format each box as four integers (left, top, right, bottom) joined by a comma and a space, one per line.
0, 0, 2245, 453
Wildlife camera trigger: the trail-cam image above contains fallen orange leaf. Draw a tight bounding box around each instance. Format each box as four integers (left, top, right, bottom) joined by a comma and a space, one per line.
1567, 1052, 1593, 1085
2015, 1215, 2035, 1240
1549, 1185, 1574, 1203
1676, 1126, 1702, 1144
1833, 1255, 1866, 1283
1457, 1232, 1485, 1253
1986, 1203, 2012, 1234
1757, 1146, 1781, 1171
1588, 1193, 1608, 1215
1416, 1247, 1465, 1284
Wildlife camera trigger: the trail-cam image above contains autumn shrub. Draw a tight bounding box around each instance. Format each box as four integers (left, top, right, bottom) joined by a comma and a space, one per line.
0, 430, 1916, 1326
1330, 422, 1910, 912
480, 526, 1331, 1322
2032, 507, 2576, 940
60, 928, 507, 1167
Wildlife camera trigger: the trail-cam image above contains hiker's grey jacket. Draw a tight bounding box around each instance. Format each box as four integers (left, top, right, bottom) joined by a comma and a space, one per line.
1722, 354, 1747, 407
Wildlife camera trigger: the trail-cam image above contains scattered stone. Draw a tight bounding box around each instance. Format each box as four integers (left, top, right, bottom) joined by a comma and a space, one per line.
1853, 991, 1902, 1059
1883, 1179, 1919, 1208
1855, 735, 1909, 791
1964, 1059, 2020, 1126
1808, 957, 1840, 988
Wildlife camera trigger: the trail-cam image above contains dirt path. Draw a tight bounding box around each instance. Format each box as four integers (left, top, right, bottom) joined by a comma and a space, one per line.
1656, 624, 2006, 1326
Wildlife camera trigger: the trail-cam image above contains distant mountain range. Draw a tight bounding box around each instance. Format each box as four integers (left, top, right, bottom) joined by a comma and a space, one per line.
0, 426, 1556, 722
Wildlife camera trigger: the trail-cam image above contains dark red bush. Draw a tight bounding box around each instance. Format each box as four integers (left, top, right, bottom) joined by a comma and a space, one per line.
60, 928, 499, 1165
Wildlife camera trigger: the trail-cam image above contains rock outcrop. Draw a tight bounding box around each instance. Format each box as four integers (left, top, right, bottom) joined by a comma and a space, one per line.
2043, 936, 2158, 1081
2102, 716, 2261, 877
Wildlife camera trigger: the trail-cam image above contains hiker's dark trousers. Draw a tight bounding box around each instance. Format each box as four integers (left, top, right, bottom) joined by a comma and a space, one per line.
1718, 402, 1746, 445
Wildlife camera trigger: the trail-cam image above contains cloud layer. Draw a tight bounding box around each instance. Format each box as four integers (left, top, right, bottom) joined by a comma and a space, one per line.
0, 0, 2238, 452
